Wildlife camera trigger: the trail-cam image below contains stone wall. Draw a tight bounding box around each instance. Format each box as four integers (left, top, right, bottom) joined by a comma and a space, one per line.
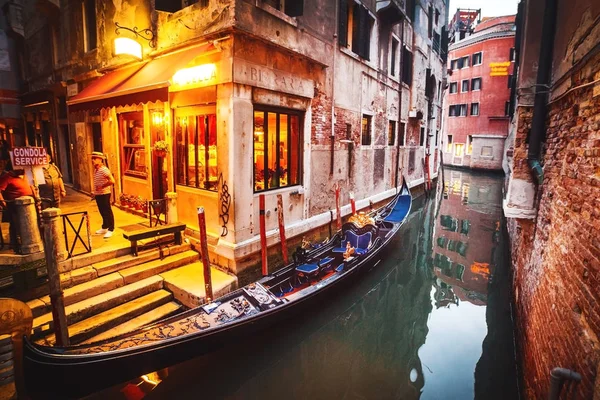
509, 50, 600, 399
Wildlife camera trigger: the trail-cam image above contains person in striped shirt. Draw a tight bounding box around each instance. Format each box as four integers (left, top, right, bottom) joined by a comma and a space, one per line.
91, 152, 115, 239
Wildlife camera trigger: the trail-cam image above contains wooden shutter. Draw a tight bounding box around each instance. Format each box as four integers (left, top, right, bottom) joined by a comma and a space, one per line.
338, 0, 348, 47
285, 0, 303, 17
359, 6, 370, 60
351, 3, 360, 55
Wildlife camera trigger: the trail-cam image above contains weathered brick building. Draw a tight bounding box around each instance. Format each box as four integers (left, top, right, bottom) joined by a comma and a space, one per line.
503, 0, 600, 398
442, 10, 515, 171
13, 0, 449, 274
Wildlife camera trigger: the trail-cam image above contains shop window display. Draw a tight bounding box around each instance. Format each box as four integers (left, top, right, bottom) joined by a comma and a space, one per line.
175, 114, 217, 191
253, 108, 302, 192
119, 112, 147, 177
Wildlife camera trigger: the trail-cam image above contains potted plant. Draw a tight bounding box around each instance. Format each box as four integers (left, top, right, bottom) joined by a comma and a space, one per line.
153, 140, 169, 157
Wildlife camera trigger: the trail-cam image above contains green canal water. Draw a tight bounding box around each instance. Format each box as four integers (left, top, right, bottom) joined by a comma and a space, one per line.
90, 169, 519, 400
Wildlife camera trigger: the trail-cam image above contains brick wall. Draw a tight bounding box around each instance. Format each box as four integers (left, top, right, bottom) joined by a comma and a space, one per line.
509, 51, 600, 399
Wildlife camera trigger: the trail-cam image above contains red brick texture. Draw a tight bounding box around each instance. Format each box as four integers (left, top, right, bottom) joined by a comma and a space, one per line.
509, 51, 600, 399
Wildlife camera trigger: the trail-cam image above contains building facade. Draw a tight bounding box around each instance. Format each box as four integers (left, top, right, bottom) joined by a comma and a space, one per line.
504, 0, 600, 398
14, 0, 448, 274
442, 11, 515, 170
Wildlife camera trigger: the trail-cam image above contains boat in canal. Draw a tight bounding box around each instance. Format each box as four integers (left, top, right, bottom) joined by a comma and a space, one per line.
23, 179, 412, 398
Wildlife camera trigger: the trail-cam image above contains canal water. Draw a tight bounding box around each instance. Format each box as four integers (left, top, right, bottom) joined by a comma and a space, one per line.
89, 169, 519, 400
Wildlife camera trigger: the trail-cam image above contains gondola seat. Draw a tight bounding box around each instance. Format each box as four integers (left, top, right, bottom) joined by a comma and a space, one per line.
332, 231, 372, 255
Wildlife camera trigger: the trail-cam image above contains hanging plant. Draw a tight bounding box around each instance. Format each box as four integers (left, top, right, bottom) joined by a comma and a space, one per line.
153, 140, 169, 157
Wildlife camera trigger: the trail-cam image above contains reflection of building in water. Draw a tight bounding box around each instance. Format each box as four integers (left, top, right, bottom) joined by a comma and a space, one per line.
432, 169, 503, 306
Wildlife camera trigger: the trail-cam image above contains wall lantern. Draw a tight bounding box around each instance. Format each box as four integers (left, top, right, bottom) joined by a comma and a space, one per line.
152, 111, 164, 126
172, 64, 217, 86
114, 37, 143, 60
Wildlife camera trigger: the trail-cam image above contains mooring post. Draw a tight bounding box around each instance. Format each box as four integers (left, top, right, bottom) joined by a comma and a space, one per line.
259, 194, 268, 275
276, 194, 288, 264
349, 191, 356, 215
165, 192, 178, 224
335, 184, 341, 230
41, 208, 70, 347
196, 207, 213, 303
15, 196, 43, 254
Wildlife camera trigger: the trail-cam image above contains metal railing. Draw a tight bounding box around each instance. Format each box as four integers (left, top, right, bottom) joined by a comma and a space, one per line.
61, 211, 92, 258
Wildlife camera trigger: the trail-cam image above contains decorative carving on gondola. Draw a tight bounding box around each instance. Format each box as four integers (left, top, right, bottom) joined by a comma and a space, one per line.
218, 173, 231, 237
348, 211, 375, 228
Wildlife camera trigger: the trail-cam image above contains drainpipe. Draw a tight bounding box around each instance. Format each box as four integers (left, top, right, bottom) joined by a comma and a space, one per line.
527, 0, 558, 185
548, 367, 581, 400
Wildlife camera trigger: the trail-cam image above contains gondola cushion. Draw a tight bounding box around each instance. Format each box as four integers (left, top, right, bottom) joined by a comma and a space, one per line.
296, 263, 319, 274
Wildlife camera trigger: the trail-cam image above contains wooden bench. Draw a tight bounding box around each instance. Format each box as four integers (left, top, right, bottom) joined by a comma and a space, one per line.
122, 223, 186, 256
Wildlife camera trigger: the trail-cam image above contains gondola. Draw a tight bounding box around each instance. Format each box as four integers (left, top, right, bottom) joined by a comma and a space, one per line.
23, 179, 412, 398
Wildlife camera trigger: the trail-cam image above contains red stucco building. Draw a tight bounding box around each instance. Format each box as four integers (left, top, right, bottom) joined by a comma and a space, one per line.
442, 12, 515, 170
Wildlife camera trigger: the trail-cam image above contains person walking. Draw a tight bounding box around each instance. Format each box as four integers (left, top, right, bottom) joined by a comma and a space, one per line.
91, 152, 115, 239
39, 152, 67, 210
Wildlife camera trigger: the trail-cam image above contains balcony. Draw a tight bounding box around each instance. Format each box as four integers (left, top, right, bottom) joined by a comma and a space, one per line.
376, 0, 406, 24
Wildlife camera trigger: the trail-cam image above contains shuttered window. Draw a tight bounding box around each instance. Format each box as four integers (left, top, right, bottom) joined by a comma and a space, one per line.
402, 46, 413, 85
339, 1, 373, 60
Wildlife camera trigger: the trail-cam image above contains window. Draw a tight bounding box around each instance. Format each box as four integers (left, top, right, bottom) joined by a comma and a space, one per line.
471, 77, 482, 90
505, 101, 510, 116
82, 0, 97, 52
455, 264, 465, 281
449, 104, 467, 117
508, 74, 513, 89
435, 9, 440, 25
420, 127, 425, 147
457, 55, 469, 68
433, 31, 441, 54
467, 135, 473, 154
361, 115, 372, 145
390, 37, 399, 77
175, 112, 218, 191
454, 143, 464, 157
450, 59, 458, 70
428, 6, 433, 38
481, 146, 493, 157
398, 122, 406, 146
402, 46, 413, 85
388, 120, 396, 146
119, 112, 146, 178
449, 82, 458, 94
472, 52, 482, 65
253, 108, 302, 192
339, 0, 373, 60
446, 135, 453, 152
510, 47, 516, 61
471, 103, 479, 116
460, 219, 470, 234
461, 80, 469, 92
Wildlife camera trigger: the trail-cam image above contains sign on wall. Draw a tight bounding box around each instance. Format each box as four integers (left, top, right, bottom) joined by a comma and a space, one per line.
489, 61, 511, 76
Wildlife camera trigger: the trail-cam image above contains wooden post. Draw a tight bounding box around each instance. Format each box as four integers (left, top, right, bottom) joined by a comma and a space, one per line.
349, 191, 356, 214
259, 194, 268, 276
335, 184, 341, 230
276, 194, 288, 264
41, 208, 70, 347
196, 207, 213, 303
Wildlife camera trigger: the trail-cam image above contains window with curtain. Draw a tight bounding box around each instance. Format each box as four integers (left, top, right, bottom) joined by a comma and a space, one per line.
119, 112, 147, 178
175, 113, 218, 191
253, 107, 303, 192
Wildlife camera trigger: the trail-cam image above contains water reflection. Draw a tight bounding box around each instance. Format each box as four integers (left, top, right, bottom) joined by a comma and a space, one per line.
87, 170, 517, 400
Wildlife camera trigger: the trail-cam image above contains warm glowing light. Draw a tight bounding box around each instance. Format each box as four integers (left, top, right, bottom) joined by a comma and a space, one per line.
114, 37, 143, 60
172, 64, 217, 86
152, 111, 164, 126
179, 116, 188, 126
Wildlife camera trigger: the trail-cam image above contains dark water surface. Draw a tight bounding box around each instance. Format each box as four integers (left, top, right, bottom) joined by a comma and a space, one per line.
89, 170, 518, 400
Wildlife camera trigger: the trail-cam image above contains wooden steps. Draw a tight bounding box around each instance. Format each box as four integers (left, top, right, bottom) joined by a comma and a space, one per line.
39, 290, 174, 346
81, 301, 181, 345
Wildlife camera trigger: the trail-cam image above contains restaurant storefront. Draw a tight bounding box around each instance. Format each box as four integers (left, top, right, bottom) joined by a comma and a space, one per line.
66, 35, 320, 273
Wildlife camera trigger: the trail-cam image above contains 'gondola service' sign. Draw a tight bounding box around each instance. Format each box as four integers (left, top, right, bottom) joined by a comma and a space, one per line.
10, 147, 48, 166
489, 61, 511, 76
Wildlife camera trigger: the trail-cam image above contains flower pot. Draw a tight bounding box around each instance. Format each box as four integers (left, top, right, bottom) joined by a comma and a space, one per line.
155, 150, 167, 158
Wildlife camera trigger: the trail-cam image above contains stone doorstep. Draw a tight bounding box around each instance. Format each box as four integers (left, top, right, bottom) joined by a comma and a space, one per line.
31, 275, 164, 338
93, 243, 192, 278
119, 250, 199, 285
82, 301, 181, 345
161, 262, 238, 309
58, 244, 132, 274
41, 290, 173, 346
26, 247, 196, 318
0, 251, 45, 266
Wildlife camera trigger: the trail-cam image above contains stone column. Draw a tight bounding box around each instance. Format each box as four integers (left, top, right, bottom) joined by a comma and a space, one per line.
165, 192, 178, 224
41, 208, 69, 346
14, 196, 43, 254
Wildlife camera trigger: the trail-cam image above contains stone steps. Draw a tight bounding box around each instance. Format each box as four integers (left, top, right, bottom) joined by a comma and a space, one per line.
31, 276, 164, 339
81, 301, 181, 345
39, 290, 174, 346
26, 248, 197, 318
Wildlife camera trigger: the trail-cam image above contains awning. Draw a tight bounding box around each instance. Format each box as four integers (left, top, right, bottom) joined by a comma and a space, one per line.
68, 42, 215, 112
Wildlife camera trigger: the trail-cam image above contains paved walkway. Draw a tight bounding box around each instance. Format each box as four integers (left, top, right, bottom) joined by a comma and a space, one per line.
1, 187, 148, 264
